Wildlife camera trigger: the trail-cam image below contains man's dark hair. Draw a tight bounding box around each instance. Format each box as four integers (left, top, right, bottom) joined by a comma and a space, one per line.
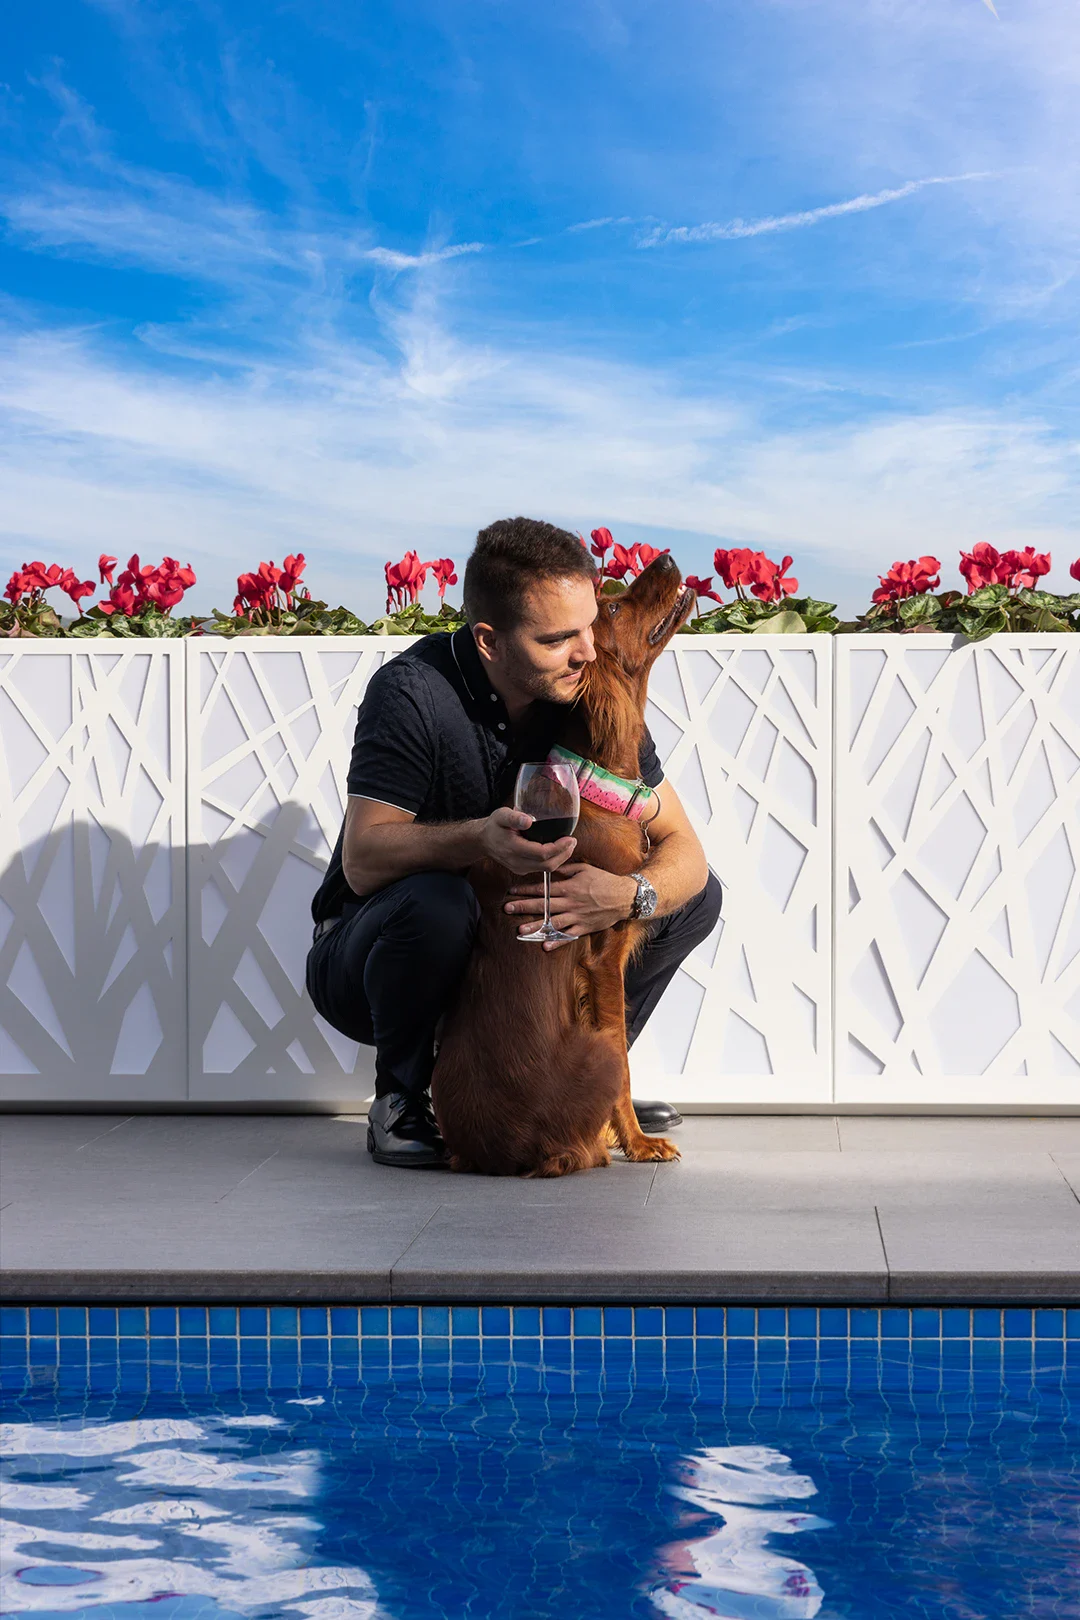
463, 516, 597, 628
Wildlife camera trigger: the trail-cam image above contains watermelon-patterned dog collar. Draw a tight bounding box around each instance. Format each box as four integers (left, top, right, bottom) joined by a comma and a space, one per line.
547, 744, 659, 823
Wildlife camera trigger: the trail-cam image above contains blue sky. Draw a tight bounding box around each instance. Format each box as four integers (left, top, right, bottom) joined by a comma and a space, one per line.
2, 0, 1079, 615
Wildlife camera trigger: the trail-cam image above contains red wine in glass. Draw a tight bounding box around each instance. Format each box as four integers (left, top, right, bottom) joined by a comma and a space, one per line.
513, 761, 581, 943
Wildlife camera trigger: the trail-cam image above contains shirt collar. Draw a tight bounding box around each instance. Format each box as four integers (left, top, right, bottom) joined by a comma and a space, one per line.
450, 624, 510, 732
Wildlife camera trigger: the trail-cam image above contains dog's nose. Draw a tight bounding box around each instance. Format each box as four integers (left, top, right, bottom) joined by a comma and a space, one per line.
649, 552, 679, 575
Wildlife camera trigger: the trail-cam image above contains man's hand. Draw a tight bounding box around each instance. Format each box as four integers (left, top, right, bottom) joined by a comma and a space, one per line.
505, 862, 637, 949
480, 807, 578, 877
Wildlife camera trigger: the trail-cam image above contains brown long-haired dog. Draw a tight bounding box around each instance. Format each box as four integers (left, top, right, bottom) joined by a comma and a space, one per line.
431, 554, 694, 1177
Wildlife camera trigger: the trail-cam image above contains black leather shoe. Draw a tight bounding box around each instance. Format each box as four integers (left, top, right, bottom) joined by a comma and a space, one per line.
366, 1091, 448, 1168
632, 1098, 684, 1134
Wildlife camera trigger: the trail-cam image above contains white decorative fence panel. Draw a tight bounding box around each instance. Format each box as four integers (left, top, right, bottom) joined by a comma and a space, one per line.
186, 641, 387, 1103
0, 643, 186, 1101
835, 636, 1080, 1104
2, 633, 1078, 1109
631, 640, 833, 1103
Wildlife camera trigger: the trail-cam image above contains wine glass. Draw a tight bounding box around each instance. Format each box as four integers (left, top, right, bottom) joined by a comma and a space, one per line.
513, 760, 580, 944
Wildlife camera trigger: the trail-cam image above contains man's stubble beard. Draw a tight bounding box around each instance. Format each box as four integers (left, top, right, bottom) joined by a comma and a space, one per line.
507, 648, 585, 708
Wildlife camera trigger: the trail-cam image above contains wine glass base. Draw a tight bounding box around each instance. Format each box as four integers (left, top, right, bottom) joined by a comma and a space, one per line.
517, 924, 577, 944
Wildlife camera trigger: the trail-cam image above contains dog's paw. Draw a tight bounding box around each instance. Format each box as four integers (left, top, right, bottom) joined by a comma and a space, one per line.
622, 1134, 680, 1163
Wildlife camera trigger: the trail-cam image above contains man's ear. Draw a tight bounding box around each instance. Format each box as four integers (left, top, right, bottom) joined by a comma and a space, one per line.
472, 622, 500, 666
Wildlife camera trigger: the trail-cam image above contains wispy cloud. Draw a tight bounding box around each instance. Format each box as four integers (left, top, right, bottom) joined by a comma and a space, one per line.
640, 174, 997, 247
2, 305, 1077, 617
360, 243, 486, 272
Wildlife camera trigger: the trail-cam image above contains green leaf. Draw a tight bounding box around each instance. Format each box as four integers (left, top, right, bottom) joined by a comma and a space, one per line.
751, 610, 807, 635
897, 593, 943, 627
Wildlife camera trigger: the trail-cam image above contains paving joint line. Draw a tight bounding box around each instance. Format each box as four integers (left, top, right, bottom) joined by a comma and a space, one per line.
1049, 1153, 1080, 1209
388, 1204, 445, 1299
873, 1204, 893, 1302
214, 1150, 282, 1203
74, 1116, 136, 1153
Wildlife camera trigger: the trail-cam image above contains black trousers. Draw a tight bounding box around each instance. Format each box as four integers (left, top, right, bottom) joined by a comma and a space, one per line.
306, 870, 723, 1100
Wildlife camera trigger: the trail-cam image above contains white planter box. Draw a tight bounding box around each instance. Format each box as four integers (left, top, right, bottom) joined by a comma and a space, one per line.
0, 642, 186, 1101
1, 632, 1076, 1110
631, 639, 832, 1104
834, 635, 1080, 1104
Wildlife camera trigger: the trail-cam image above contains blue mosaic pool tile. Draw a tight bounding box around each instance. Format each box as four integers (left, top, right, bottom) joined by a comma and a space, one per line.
663, 1306, 694, 1337
118, 1307, 146, 1335
29, 1306, 57, 1336
603, 1306, 633, 1336
1036, 1309, 1064, 1338
695, 1306, 725, 1337
512, 1306, 540, 1336
973, 1308, 1002, 1337
850, 1308, 878, 1338
911, 1309, 940, 1338
360, 1306, 389, 1335
0, 1307, 25, 1337
179, 1306, 207, 1337
208, 1306, 236, 1335
392, 1306, 420, 1336
239, 1307, 267, 1336
330, 1307, 358, 1336
634, 1306, 664, 1338
542, 1307, 572, 1337
1066, 1310, 1080, 1339
56, 1306, 86, 1336
300, 1307, 328, 1336
727, 1307, 756, 1337
787, 1307, 817, 1338
757, 1307, 786, 1337
942, 1309, 971, 1338
573, 1307, 602, 1337
819, 1307, 848, 1337
421, 1305, 449, 1336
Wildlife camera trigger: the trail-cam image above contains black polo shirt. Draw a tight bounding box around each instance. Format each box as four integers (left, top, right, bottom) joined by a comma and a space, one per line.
311, 626, 664, 922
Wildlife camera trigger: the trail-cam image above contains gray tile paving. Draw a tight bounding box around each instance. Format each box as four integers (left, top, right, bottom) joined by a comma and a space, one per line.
393, 1205, 887, 1302
2, 1113, 1079, 1302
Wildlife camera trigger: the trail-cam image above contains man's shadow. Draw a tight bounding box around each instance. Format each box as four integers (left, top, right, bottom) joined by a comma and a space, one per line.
0, 803, 372, 1105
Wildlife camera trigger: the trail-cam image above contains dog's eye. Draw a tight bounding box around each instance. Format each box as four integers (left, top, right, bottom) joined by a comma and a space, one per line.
607, 601, 619, 615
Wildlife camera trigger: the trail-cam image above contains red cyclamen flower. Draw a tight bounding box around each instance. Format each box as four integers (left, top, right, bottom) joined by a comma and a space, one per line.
1071, 558, 1080, 584
685, 574, 722, 604
99, 555, 117, 586
384, 551, 428, 611
589, 528, 614, 561
428, 558, 457, 600
872, 556, 942, 605
960, 543, 1052, 594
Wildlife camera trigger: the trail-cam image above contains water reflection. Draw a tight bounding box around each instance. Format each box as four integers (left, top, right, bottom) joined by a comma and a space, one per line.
650, 1445, 829, 1618
0, 1417, 382, 1620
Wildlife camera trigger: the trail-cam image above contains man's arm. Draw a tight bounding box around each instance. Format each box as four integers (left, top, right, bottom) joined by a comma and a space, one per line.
504, 779, 708, 949
342, 796, 578, 897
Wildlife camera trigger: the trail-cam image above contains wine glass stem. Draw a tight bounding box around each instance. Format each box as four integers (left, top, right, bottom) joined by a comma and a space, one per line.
543, 869, 551, 932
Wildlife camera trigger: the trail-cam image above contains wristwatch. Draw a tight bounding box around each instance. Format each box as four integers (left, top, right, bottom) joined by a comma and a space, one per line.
628, 871, 658, 921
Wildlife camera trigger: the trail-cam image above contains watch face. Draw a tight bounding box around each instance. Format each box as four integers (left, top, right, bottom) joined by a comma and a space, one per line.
635, 876, 658, 918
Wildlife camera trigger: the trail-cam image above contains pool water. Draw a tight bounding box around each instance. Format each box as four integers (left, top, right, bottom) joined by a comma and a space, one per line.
2, 1307, 1079, 1619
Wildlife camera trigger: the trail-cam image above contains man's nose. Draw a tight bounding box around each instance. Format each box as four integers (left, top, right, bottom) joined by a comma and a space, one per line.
575, 627, 597, 664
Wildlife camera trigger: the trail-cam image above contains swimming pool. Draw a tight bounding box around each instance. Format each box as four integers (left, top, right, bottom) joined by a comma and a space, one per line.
2, 1306, 1079, 1617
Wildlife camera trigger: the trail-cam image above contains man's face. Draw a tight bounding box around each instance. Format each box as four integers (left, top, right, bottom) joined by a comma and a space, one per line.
482, 575, 598, 706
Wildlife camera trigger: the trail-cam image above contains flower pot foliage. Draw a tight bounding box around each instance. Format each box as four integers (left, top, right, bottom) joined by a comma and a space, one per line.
2, 534, 1078, 639
841, 546, 1080, 639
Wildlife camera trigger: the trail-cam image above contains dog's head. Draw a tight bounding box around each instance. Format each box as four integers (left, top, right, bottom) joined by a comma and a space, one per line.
577, 555, 693, 774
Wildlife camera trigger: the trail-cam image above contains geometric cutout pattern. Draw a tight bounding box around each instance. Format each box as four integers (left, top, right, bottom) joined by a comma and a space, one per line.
836, 637, 1080, 1102
633, 640, 833, 1103
0, 644, 186, 1101
7, 634, 1076, 1108
186, 642, 383, 1102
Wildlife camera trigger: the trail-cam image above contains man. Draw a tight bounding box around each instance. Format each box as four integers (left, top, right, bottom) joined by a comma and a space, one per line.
307, 517, 722, 1167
